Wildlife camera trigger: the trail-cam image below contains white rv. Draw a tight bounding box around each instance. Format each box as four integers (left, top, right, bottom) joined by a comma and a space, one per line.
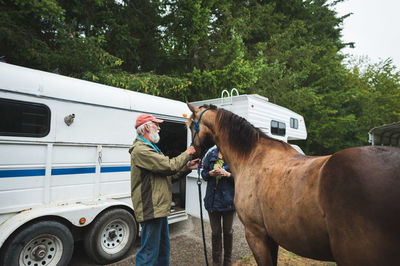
0, 63, 197, 265
190, 89, 307, 148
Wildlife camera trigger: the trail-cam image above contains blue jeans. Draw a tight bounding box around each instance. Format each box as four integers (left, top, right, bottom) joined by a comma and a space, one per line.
135, 217, 170, 266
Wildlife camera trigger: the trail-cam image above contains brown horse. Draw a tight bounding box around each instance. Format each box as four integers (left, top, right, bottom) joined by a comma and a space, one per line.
187, 103, 400, 266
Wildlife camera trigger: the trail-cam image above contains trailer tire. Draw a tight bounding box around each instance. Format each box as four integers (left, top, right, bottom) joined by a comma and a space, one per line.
0, 220, 74, 266
84, 208, 137, 264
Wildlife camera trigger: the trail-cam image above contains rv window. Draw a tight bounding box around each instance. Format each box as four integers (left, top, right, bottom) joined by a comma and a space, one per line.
271, 120, 286, 136
0, 98, 50, 137
290, 118, 299, 129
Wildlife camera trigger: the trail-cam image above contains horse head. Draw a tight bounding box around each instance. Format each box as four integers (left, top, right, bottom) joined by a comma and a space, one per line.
186, 102, 216, 158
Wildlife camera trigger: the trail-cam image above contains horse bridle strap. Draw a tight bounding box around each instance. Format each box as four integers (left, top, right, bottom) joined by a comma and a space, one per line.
191, 108, 210, 150
192, 108, 209, 133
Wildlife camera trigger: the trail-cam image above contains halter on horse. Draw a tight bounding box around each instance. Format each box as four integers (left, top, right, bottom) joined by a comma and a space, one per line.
187, 103, 400, 266
190, 107, 210, 153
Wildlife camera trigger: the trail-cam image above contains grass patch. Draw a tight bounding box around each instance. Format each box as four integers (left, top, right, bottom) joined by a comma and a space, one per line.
234, 248, 336, 266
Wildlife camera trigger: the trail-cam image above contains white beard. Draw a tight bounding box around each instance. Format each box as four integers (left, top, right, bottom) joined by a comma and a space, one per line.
149, 127, 160, 144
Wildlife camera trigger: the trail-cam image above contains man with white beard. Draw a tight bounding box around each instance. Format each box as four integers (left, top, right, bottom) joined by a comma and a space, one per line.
129, 114, 199, 266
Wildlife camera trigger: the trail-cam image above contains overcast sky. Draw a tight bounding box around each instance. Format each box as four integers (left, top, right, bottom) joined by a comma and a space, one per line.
333, 0, 400, 69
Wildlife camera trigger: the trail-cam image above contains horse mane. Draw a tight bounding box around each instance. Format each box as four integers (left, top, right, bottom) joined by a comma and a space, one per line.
200, 104, 290, 157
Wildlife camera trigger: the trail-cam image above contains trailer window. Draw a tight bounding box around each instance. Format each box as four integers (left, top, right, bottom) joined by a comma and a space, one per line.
0, 98, 50, 137
290, 118, 299, 129
158, 121, 187, 157
271, 120, 286, 136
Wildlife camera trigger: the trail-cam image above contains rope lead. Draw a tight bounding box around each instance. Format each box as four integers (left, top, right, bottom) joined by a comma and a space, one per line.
197, 160, 209, 266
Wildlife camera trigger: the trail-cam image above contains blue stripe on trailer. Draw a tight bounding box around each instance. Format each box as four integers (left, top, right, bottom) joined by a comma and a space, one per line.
0, 169, 46, 178
100, 166, 131, 173
51, 167, 96, 175
0, 166, 130, 178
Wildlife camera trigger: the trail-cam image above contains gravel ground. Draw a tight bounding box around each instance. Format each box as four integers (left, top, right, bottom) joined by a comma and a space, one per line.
105, 214, 250, 266
71, 214, 337, 266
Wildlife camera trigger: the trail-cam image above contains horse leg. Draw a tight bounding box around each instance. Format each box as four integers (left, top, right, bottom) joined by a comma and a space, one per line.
245, 228, 278, 266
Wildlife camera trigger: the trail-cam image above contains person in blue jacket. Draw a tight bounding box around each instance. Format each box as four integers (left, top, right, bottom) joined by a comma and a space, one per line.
201, 146, 235, 266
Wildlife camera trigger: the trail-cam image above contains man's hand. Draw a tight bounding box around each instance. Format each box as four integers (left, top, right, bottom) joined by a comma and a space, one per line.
187, 158, 201, 170
185, 146, 196, 155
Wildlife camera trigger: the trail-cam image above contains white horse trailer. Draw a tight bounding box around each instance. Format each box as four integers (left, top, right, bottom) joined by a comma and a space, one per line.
190, 89, 307, 145
0, 62, 197, 265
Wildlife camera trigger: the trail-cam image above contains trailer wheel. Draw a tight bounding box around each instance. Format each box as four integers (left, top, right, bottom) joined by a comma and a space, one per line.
84, 208, 137, 264
0, 220, 73, 266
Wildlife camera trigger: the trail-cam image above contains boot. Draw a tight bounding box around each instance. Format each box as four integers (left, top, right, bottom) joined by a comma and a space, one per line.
212, 233, 222, 266
223, 232, 233, 266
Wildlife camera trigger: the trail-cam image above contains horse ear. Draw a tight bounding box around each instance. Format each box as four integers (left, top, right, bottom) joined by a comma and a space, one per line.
187, 102, 199, 114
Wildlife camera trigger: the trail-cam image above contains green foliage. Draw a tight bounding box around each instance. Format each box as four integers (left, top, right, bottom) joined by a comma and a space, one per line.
187, 29, 259, 100
349, 58, 400, 144
1, 0, 399, 155
84, 71, 191, 102
160, 0, 217, 73
0, 0, 65, 69
54, 35, 123, 77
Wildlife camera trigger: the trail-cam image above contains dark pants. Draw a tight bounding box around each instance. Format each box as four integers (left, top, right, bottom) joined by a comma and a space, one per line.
208, 210, 235, 266
135, 217, 170, 266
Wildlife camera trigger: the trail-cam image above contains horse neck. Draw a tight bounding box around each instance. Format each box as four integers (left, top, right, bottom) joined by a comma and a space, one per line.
211, 127, 296, 176
211, 128, 250, 175
203, 110, 296, 174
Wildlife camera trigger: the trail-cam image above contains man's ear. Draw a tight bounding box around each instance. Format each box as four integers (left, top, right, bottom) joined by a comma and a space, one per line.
143, 123, 150, 133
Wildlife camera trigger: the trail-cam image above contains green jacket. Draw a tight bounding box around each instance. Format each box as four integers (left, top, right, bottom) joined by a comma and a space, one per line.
129, 138, 191, 222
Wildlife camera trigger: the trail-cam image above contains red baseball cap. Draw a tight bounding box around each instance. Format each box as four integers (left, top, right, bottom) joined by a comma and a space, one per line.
135, 114, 164, 129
